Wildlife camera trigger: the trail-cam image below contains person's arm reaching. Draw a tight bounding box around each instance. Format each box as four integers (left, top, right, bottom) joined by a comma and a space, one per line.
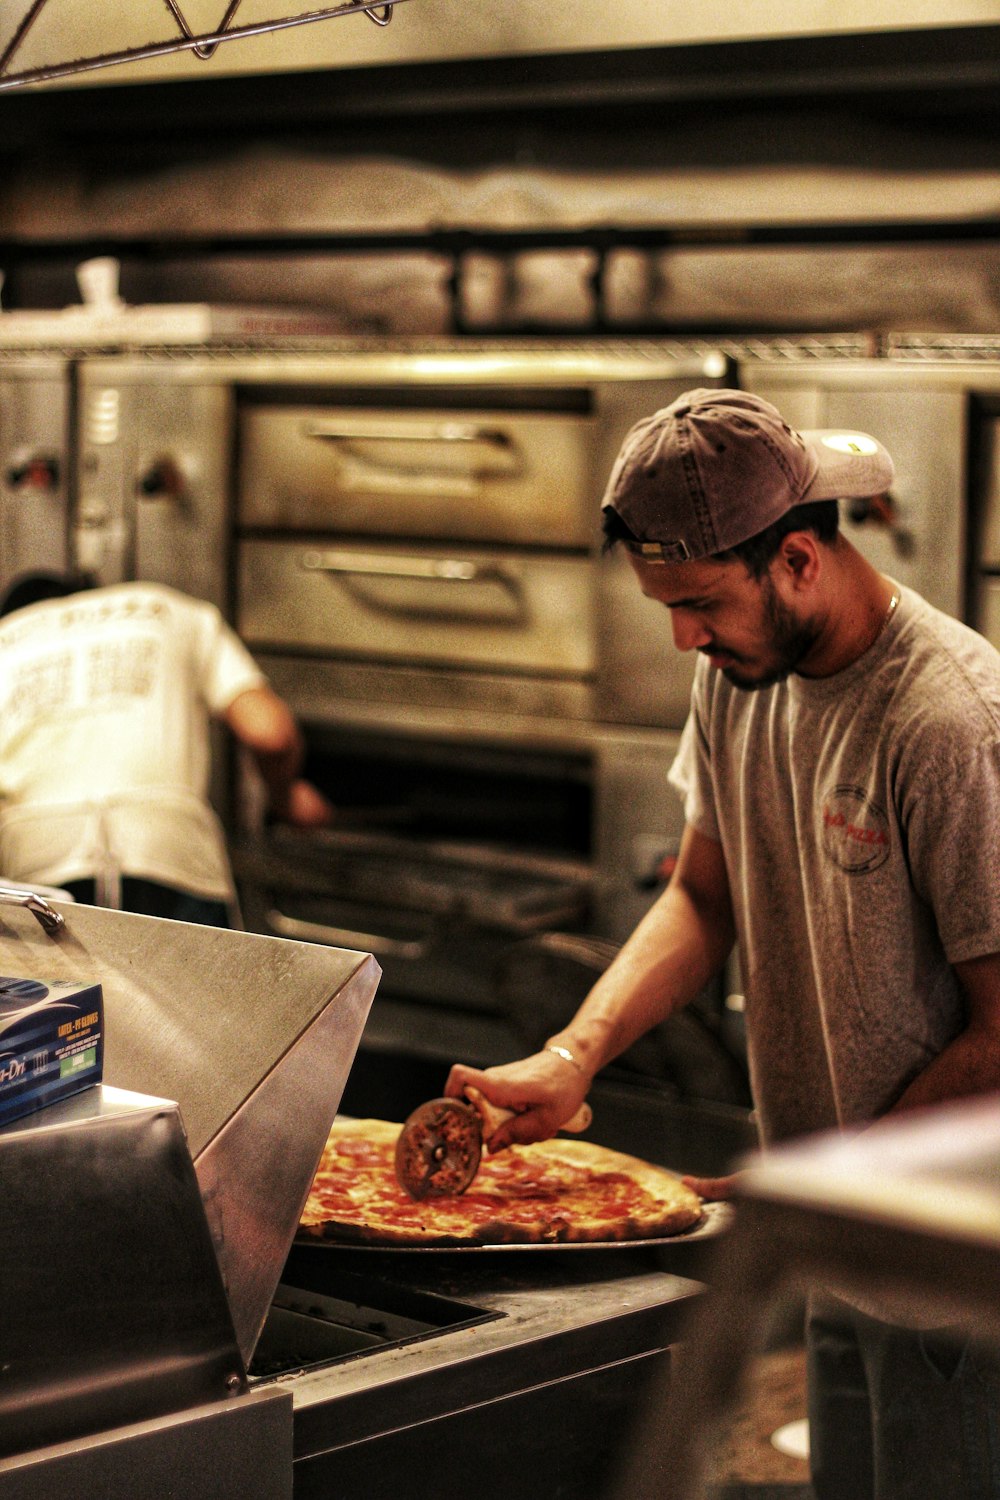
446, 823, 735, 1152
887, 950, 1000, 1115
224, 685, 334, 829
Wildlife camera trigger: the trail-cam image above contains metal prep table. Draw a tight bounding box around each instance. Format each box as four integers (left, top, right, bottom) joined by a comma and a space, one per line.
267, 1240, 705, 1500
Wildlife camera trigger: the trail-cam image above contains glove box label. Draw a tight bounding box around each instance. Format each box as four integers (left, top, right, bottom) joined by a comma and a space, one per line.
0, 977, 104, 1125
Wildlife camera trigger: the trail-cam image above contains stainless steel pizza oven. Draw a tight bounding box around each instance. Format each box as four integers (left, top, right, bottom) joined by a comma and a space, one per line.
67, 340, 758, 1119
77, 332, 976, 1124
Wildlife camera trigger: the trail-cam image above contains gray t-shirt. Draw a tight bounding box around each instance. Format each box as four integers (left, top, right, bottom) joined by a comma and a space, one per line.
669, 585, 1000, 1146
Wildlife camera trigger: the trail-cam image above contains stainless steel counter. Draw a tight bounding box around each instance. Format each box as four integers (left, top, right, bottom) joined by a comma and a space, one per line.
269, 1241, 706, 1498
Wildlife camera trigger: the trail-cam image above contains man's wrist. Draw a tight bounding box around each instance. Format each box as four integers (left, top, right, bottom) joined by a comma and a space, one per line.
545, 1040, 589, 1078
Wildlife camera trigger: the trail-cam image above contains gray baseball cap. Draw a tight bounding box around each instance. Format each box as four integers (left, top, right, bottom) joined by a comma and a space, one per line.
602, 387, 895, 563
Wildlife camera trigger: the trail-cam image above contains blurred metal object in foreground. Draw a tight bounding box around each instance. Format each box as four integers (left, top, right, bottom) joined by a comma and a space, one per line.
611, 1096, 1000, 1500
0, 894, 379, 1370
0, 0, 412, 93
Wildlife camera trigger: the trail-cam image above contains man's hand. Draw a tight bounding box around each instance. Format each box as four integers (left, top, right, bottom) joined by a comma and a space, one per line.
445, 1051, 590, 1153
282, 778, 335, 829
680, 1172, 740, 1201
226, 687, 335, 829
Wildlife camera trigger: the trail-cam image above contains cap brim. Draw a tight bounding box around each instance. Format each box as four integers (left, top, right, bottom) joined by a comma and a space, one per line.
800, 429, 895, 503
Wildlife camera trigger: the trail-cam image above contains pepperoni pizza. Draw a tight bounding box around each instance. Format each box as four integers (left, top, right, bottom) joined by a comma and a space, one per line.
298, 1116, 704, 1247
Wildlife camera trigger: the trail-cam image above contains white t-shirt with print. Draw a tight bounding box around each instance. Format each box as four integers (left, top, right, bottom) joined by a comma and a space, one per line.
0, 582, 266, 902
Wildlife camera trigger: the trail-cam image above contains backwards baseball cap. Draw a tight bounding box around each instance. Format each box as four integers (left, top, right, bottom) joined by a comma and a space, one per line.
602, 387, 895, 563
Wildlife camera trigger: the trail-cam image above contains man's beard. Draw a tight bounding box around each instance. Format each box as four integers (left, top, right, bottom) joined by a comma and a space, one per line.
718, 576, 820, 692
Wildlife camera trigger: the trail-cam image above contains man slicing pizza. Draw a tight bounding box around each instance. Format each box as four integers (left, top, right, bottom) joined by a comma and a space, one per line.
445, 389, 1000, 1500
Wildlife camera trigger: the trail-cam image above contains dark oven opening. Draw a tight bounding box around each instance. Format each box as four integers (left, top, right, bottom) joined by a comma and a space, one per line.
232, 727, 596, 1083
300, 727, 593, 858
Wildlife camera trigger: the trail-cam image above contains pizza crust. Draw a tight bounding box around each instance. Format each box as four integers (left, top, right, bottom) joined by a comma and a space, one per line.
300, 1116, 704, 1247
514, 1136, 704, 1239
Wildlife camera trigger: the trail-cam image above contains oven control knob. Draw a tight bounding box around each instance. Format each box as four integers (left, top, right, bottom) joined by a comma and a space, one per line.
637, 847, 678, 890
137, 456, 185, 501
6, 454, 60, 492
846, 490, 915, 558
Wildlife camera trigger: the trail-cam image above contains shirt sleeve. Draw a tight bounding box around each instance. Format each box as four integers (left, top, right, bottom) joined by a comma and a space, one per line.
667, 662, 720, 841
188, 595, 268, 715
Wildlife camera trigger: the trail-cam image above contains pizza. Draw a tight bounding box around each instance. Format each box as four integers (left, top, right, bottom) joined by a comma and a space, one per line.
298, 1116, 704, 1247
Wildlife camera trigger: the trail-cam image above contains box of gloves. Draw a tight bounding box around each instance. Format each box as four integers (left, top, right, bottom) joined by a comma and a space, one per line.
0, 975, 104, 1126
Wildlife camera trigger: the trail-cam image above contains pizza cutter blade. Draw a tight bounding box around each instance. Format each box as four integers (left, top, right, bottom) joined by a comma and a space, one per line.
394, 1095, 485, 1201
394, 1087, 592, 1200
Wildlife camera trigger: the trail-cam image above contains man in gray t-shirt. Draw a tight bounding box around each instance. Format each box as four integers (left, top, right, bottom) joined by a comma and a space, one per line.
669, 582, 1000, 1148
445, 389, 1000, 1500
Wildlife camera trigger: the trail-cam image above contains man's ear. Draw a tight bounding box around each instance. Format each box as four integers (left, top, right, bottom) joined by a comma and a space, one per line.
775, 530, 821, 591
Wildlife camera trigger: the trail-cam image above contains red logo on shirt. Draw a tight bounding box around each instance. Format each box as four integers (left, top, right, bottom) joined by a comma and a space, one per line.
821, 785, 891, 873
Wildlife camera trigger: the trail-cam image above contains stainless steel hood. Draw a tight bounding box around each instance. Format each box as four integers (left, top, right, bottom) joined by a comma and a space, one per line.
0, 894, 380, 1365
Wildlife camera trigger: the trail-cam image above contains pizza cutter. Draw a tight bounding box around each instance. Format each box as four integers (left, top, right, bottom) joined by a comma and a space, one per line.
394, 1086, 592, 1200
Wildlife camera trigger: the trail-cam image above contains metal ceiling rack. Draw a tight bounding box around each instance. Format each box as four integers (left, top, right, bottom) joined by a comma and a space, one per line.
0, 0, 412, 93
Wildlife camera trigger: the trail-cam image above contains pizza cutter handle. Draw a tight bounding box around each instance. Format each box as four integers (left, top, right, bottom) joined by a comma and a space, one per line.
466, 1087, 592, 1140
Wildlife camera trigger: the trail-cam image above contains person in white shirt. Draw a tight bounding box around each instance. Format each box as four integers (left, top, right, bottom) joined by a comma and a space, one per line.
0, 572, 333, 927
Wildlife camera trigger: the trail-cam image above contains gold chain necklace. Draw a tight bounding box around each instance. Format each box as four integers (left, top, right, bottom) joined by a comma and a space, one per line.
877, 587, 900, 642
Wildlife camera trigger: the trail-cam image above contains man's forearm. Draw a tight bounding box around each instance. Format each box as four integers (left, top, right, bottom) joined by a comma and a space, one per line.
891, 1023, 1000, 1115
550, 871, 733, 1080
890, 951, 1000, 1116
253, 739, 304, 818
225, 685, 305, 816
445, 824, 733, 1151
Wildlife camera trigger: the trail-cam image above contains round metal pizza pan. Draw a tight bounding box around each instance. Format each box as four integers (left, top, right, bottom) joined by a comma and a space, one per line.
294, 1198, 734, 1252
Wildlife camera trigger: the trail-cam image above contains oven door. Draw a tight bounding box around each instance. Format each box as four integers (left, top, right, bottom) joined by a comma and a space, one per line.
237, 538, 593, 678
237, 395, 597, 547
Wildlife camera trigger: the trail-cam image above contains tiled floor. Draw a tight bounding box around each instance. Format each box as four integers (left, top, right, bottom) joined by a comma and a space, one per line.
708, 1343, 814, 1499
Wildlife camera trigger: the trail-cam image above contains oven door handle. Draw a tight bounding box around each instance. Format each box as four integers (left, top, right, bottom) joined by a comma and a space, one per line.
303, 419, 515, 450
300, 549, 524, 607
264, 907, 435, 960
302, 420, 524, 496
